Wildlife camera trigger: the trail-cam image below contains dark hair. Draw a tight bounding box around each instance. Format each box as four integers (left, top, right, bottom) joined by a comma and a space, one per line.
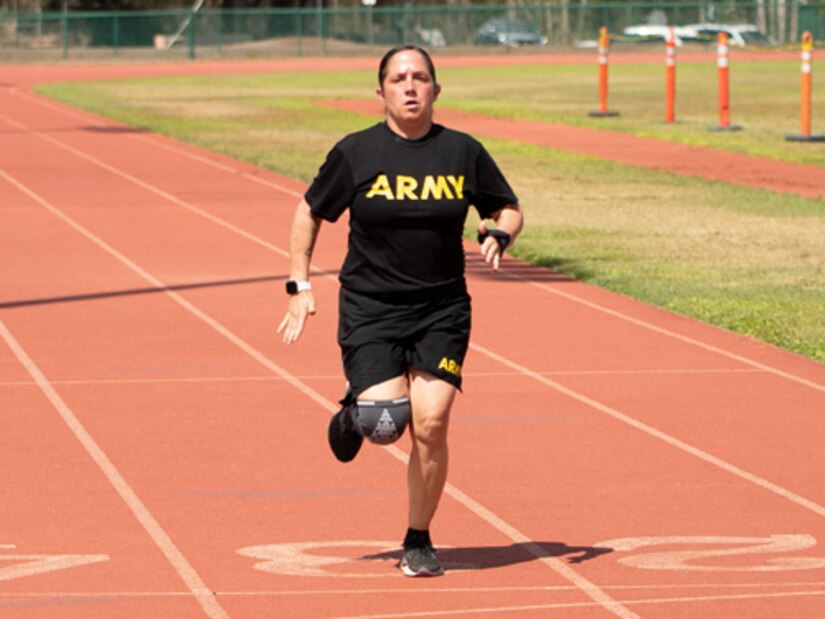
378, 45, 437, 87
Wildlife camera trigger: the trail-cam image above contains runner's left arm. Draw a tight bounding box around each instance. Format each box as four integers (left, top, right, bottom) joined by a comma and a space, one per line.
479, 203, 523, 271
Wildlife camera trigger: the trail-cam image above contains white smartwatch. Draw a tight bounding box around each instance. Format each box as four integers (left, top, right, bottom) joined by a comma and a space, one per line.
285, 280, 312, 295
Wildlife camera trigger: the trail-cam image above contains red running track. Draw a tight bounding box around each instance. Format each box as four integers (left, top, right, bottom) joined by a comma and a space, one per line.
2, 59, 825, 618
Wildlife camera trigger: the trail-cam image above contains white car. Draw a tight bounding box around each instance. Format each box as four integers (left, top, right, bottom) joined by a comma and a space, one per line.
679, 23, 773, 46
621, 25, 686, 46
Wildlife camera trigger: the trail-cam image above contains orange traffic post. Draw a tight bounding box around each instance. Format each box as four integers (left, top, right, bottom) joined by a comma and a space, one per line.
665, 27, 676, 123
709, 32, 742, 131
589, 26, 619, 117
787, 32, 824, 142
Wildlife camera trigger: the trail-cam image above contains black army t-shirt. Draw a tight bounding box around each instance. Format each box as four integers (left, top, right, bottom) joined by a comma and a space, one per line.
305, 122, 518, 300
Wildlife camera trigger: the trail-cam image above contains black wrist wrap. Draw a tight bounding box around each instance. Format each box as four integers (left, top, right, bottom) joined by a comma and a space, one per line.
477, 228, 511, 253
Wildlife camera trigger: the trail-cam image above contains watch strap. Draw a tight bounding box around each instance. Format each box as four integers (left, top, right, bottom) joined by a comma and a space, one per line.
286, 280, 312, 295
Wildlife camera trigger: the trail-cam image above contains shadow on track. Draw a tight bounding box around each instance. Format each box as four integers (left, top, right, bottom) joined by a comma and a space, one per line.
0, 272, 337, 310
361, 541, 612, 571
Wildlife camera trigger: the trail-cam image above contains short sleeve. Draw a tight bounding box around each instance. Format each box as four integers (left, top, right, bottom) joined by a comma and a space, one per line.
304, 146, 355, 223
473, 146, 519, 219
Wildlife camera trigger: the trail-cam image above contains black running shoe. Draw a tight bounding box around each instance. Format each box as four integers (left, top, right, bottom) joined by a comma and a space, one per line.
327, 404, 363, 463
400, 546, 443, 577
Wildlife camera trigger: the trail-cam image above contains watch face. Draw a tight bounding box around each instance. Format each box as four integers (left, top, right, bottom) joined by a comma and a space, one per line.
286, 281, 298, 294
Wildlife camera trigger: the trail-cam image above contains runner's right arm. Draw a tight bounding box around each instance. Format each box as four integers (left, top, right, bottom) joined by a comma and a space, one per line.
278, 199, 322, 345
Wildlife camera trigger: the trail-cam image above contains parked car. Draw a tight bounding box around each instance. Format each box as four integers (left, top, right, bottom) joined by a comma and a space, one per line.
474, 18, 548, 47
621, 25, 685, 46
620, 23, 772, 48
680, 23, 773, 46
416, 27, 446, 48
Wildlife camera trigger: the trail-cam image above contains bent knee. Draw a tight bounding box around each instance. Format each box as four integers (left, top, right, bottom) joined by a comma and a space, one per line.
412, 410, 449, 448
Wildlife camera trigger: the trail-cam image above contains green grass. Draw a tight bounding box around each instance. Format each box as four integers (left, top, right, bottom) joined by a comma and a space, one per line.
443, 60, 825, 165
36, 60, 825, 362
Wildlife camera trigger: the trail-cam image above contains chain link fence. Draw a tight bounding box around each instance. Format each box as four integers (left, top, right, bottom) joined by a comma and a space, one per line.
1, 2, 822, 62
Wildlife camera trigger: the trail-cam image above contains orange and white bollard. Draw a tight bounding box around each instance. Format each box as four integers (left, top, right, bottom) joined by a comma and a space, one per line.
787, 32, 824, 142
709, 32, 742, 131
589, 26, 620, 117
665, 27, 676, 123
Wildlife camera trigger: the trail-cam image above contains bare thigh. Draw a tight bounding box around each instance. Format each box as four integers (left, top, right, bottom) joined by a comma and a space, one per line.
357, 371, 456, 418
409, 369, 457, 428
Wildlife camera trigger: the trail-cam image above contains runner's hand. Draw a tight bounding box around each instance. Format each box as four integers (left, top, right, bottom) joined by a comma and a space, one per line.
278, 292, 316, 345
477, 221, 510, 271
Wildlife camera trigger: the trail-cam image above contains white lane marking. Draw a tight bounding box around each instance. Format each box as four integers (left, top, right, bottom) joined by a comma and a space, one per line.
5, 101, 823, 610
330, 588, 825, 618
595, 535, 825, 572
3, 581, 825, 598
230, 535, 825, 604
4, 95, 822, 609
0, 169, 637, 619
472, 341, 825, 519
2, 588, 824, 618
238, 541, 413, 578
495, 268, 825, 394
0, 320, 228, 619
0, 546, 109, 582
0, 111, 291, 260
9, 85, 823, 393
131, 132, 306, 199
6, 87, 305, 196
0, 368, 767, 390
237, 536, 825, 588
390, 443, 637, 618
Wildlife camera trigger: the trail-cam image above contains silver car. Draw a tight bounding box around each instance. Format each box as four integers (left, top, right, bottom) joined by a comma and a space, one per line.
475, 19, 548, 47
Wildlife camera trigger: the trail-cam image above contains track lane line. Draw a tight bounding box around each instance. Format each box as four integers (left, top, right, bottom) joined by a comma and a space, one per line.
0, 111, 296, 260
6, 90, 822, 394
5, 579, 825, 598
422, 468, 637, 618
4, 109, 825, 523
6, 96, 825, 615
6, 88, 306, 198
0, 367, 766, 388
4, 588, 825, 619
503, 273, 825, 394
0, 319, 230, 619
0, 167, 639, 619
471, 341, 825, 519
332, 589, 825, 619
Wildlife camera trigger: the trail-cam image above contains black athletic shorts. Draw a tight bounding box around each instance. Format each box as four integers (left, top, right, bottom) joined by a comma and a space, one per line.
338, 287, 471, 398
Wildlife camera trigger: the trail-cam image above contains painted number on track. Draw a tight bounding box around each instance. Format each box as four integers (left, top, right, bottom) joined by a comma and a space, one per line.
0, 545, 109, 582
238, 541, 409, 578
594, 535, 825, 572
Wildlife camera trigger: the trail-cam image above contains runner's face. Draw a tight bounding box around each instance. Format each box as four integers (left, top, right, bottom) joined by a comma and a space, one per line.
378, 50, 440, 139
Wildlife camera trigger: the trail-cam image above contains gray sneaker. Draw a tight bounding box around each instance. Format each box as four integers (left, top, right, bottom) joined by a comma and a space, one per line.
400, 546, 443, 577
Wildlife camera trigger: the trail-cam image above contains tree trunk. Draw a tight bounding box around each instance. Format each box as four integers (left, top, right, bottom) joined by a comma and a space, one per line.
756, 0, 767, 34
575, 0, 587, 42
560, 0, 570, 46
790, 0, 798, 43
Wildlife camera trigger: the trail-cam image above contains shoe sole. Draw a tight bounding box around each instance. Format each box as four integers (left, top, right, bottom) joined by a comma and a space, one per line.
400, 561, 444, 577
